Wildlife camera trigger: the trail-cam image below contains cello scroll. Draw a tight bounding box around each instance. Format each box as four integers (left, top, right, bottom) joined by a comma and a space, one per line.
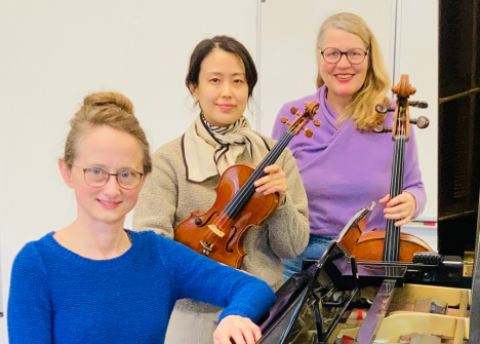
374, 75, 430, 135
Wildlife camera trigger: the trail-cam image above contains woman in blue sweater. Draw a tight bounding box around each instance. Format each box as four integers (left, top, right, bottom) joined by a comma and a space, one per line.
7, 92, 276, 344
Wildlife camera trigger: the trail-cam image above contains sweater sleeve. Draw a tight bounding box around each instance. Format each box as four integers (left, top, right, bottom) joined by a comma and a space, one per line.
156, 235, 276, 323
8, 243, 53, 344
133, 151, 178, 238
403, 125, 427, 218
265, 148, 310, 259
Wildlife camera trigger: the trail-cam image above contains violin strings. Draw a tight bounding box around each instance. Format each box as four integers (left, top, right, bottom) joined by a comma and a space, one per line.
224, 130, 295, 217
203, 128, 296, 250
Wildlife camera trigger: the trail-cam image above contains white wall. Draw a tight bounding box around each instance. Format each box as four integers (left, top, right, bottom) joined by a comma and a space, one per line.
0, 1, 438, 342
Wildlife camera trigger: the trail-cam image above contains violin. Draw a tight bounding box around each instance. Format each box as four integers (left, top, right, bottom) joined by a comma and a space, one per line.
343, 75, 432, 263
174, 101, 321, 268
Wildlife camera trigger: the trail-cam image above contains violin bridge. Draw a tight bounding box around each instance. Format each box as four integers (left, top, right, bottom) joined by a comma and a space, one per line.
208, 224, 225, 238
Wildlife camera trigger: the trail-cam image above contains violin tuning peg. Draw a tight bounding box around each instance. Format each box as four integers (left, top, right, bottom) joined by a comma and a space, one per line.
290, 106, 299, 116
303, 128, 313, 138
375, 104, 395, 114
313, 119, 321, 127
409, 101, 428, 109
411, 116, 429, 129
280, 116, 291, 126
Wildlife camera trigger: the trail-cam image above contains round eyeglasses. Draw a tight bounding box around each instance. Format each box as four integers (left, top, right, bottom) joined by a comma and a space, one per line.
320, 47, 368, 65
77, 166, 144, 190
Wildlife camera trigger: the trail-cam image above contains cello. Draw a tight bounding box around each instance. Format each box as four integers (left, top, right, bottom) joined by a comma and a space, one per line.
174, 101, 321, 268
342, 75, 432, 263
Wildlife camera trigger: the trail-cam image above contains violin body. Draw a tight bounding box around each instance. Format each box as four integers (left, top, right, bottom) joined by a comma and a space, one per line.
351, 231, 432, 262
174, 163, 279, 268
174, 101, 320, 268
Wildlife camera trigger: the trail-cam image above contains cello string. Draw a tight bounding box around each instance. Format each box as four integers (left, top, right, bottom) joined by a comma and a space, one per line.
387, 102, 406, 262
393, 119, 403, 260
386, 109, 400, 261
395, 108, 407, 261
392, 104, 407, 261
393, 106, 406, 261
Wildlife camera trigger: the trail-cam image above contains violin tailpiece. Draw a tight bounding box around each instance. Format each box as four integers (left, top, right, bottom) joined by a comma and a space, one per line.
200, 240, 213, 256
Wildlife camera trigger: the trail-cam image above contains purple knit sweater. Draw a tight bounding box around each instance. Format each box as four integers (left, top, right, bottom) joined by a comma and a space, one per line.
272, 86, 426, 237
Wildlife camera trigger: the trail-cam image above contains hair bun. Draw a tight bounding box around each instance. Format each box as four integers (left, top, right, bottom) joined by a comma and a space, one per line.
83, 92, 134, 115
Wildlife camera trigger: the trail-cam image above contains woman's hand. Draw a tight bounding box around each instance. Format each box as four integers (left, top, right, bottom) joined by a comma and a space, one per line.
213, 315, 262, 344
253, 164, 287, 198
379, 192, 416, 226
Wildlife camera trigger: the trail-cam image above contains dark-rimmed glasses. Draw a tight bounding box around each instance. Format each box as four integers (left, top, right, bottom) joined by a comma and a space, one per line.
76, 166, 144, 190
320, 47, 368, 65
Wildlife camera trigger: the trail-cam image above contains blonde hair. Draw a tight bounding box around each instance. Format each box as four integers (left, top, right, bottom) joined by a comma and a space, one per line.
316, 12, 391, 131
64, 92, 152, 174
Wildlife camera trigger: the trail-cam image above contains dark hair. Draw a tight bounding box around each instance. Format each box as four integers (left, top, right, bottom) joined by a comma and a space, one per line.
186, 35, 258, 98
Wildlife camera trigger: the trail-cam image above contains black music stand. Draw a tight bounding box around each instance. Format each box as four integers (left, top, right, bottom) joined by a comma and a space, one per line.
257, 239, 361, 344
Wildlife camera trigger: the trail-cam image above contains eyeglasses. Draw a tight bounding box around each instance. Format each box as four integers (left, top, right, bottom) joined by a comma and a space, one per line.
76, 166, 144, 190
320, 47, 368, 65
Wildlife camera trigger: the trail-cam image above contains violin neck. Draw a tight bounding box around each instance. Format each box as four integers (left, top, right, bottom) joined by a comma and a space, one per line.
383, 136, 406, 262
223, 131, 295, 219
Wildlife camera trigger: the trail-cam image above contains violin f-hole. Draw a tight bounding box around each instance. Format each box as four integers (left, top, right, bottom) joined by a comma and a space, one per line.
194, 211, 220, 227
226, 226, 238, 253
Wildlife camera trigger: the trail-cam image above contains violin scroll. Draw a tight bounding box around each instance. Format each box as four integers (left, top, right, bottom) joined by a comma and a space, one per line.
281, 101, 321, 138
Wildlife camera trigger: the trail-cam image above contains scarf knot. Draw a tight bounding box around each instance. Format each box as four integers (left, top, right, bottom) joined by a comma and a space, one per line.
183, 114, 270, 182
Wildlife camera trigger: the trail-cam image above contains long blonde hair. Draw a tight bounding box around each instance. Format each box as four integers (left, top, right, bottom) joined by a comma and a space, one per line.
64, 92, 152, 174
316, 12, 391, 131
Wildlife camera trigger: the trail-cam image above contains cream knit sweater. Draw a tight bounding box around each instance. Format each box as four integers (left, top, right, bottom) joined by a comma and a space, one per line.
133, 134, 309, 313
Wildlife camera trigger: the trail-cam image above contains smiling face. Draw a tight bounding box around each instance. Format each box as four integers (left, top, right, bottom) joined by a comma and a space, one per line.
60, 125, 145, 227
318, 28, 369, 105
191, 48, 249, 127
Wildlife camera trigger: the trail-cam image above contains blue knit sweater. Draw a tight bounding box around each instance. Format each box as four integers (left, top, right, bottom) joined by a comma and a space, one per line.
8, 230, 276, 344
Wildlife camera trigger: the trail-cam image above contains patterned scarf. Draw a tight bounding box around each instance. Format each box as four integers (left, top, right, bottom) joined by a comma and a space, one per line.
182, 114, 270, 182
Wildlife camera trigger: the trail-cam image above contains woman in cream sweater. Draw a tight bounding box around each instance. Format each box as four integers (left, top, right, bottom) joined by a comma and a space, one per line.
133, 35, 310, 344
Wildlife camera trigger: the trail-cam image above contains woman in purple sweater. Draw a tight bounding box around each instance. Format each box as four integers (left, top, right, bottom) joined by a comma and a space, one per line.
272, 12, 426, 278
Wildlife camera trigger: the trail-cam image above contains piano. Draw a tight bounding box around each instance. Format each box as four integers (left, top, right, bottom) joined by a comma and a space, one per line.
256, 203, 479, 344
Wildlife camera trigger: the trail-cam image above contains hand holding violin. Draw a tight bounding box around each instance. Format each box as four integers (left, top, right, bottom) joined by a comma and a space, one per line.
379, 192, 416, 227
253, 164, 287, 200
214, 315, 262, 344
